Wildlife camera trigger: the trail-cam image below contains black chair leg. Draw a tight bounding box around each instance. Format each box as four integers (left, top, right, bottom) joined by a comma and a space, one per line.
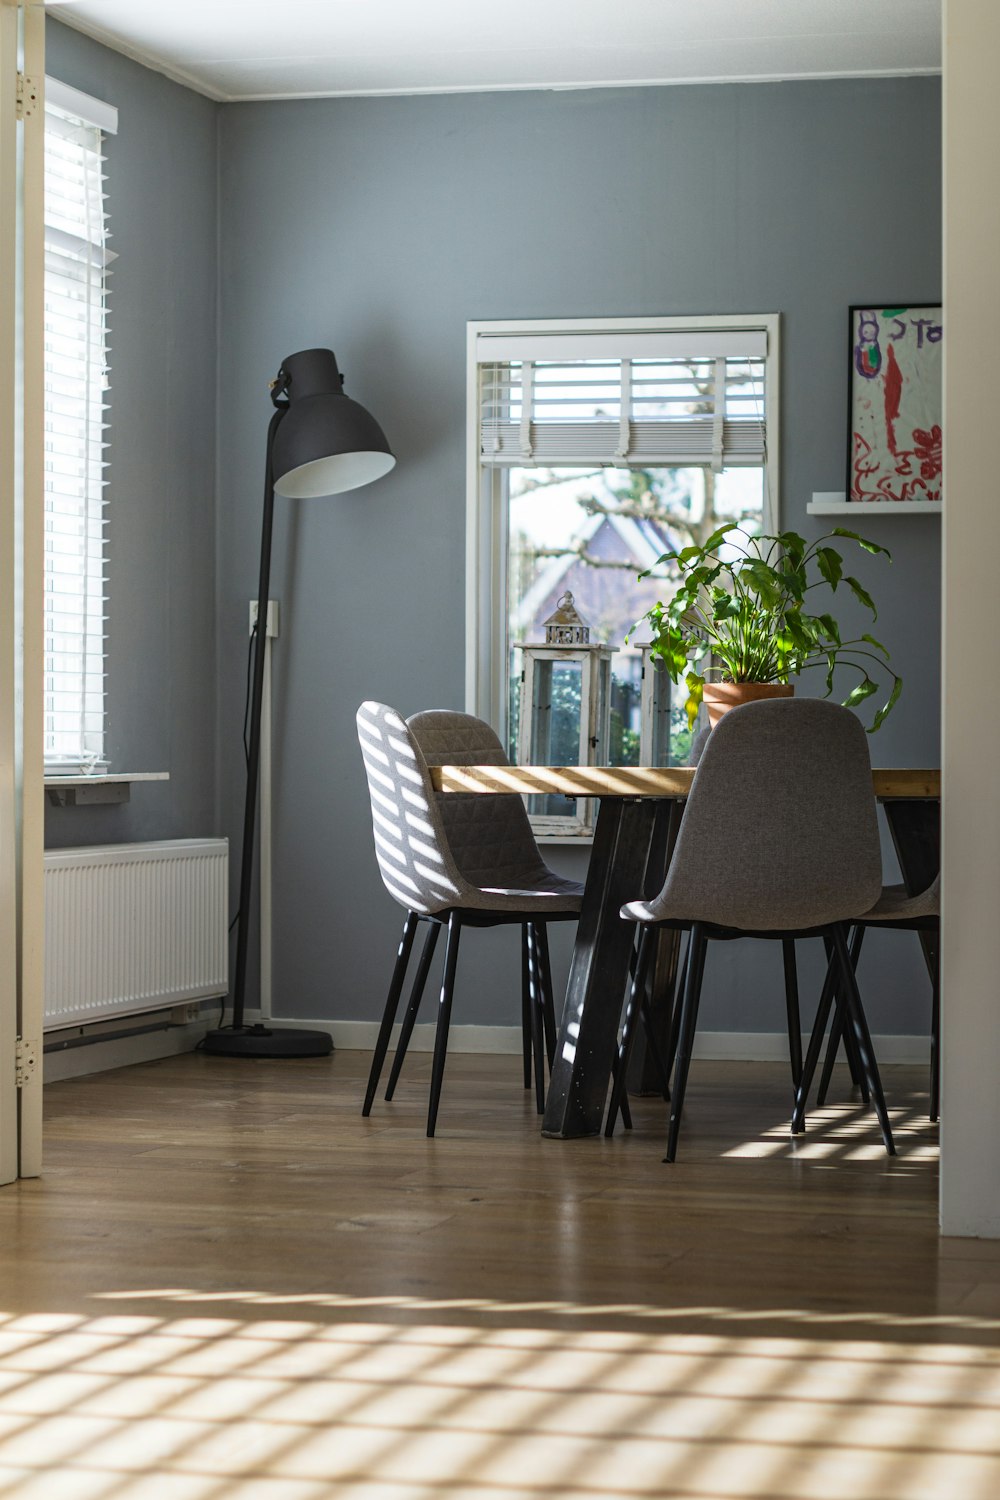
526, 923, 547, 1115
363, 911, 418, 1116
536, 922, 558, 1071
605, 926, 653, 1137
385, 920, 440, 1102
791, 936, 842, 1134
782, 938, 802, 1090
427, 913, 462, 1138
665, 924, 707, 1164
816, 998, 845, 1109
663, 936, 691, 1086
520, 923, 532, 1090
830, 923, 895, 1156
817, 927, 868, 1105
930, 954, 940, 1124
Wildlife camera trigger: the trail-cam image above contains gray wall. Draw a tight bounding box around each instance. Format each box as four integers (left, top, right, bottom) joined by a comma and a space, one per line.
44, 22, 219, 849
216, 78, 941, 1037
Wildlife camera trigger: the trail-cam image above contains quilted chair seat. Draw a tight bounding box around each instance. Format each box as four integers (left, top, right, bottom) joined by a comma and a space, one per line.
860, 874, 940, 923
356, 701, 583, 1136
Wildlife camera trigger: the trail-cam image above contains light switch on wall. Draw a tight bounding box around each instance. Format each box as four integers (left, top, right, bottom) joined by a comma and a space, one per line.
249, 600, 280, 637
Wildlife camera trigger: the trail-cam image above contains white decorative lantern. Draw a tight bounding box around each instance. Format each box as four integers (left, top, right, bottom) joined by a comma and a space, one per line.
516, 593, 615, 837
639, 643, 674, 767
544, 590, 593, 646
638, 642, 707, 766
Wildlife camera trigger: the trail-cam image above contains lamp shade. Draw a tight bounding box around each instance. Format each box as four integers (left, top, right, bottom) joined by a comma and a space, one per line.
271, 348, 395, 499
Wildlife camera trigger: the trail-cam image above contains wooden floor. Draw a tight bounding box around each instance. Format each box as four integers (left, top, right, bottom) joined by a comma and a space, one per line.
0, 1049, 998, 1499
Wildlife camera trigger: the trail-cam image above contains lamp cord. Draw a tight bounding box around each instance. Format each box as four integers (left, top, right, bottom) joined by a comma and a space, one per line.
205, 624, 260, 1039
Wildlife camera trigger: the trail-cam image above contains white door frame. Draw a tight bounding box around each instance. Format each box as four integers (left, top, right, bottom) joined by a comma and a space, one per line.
0, 0, 44, 1185
939, 0, 1000, 1237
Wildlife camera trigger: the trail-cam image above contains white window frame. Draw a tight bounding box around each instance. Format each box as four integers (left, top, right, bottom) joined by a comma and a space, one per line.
465, 314, 781, 740
42, 76, 116, 774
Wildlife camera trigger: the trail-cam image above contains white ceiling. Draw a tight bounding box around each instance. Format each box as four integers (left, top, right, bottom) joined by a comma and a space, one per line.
48, 0, 942, 104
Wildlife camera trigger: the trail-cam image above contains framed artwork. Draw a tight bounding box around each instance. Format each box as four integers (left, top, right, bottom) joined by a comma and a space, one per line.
847, 304, 942, 505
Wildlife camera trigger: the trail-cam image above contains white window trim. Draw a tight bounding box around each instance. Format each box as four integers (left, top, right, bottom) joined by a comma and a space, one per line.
465, 313, 782, 731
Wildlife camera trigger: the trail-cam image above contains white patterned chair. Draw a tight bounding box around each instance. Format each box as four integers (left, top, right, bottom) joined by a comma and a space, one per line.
356, 701, 583, 1136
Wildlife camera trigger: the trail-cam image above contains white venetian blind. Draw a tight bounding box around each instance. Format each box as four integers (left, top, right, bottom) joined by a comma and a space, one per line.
43, 83, 115, 773
478, 328, 768, 470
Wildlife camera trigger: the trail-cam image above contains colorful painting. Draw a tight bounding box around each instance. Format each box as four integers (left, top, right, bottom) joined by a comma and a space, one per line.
848, 305, 942, 504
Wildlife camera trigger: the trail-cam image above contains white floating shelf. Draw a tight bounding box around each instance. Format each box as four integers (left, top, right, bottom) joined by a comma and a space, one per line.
808, 491, 942, 516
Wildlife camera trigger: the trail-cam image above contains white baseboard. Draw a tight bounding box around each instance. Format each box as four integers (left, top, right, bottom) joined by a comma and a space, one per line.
44, 1020, 210, 1082
277, 1017, 932, 1066
42, 1010, 931, 1082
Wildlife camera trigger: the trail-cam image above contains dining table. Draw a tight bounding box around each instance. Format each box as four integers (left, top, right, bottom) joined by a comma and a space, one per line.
431, 764, 941, 1139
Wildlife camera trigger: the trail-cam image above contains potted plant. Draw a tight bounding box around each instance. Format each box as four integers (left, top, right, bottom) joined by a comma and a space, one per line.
634, 524, 902, 731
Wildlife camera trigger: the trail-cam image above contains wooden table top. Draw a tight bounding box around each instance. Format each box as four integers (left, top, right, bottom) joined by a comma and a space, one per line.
432, 765, 940, 800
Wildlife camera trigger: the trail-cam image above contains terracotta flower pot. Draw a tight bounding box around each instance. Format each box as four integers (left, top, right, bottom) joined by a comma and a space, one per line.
702, 681, 794, 729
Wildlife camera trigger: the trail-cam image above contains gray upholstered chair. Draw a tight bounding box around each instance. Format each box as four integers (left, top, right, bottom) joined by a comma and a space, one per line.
356, 701, 584, 1136
804, 873, 940, 1123
614, 697, 894, 1162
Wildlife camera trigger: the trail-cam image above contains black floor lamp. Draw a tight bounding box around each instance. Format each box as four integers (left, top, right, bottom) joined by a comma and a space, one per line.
203, 348, 395, 1058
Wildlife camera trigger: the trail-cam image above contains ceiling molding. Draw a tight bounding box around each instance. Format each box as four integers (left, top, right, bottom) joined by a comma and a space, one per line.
230, 66, 941, 105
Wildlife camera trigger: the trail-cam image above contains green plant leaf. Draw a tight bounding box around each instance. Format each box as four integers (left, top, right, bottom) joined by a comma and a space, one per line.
817, 613, 842, 645
712, 593, 742, 621
870, 673, 903, 731
815, 547, 843, 590
683, 671, 705, 730
843, 675, 877, 709
783, 613, 812, 652
845, 575, 878, 618
700, 522, 740, 553
777, 530, 807, 564
861, 631, 888, 655
831, 528, 892, 559
825, 651, 836, 697
743, 560, 784, 608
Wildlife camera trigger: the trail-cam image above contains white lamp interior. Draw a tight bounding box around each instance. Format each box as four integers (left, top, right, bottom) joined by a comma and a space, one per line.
274, 450, 396, 499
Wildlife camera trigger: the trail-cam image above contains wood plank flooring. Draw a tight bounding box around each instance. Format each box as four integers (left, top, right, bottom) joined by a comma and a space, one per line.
0, 1050, 997, 1499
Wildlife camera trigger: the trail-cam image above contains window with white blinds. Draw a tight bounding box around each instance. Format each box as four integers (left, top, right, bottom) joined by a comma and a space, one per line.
43, 82, 116, 773
477, 327, 769, 470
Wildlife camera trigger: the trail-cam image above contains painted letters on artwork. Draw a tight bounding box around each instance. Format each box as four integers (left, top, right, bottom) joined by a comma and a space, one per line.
848, 305, 942, 504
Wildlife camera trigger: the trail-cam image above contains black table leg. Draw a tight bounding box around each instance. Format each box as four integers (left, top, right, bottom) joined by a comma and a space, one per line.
542, 797, 676, 1139
627, 800, 685, 1096
883, 798, 940, 986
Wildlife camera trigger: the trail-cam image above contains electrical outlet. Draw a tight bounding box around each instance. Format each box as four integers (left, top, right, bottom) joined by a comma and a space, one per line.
170, 1003, 202, 1026
249, 600, 280, 638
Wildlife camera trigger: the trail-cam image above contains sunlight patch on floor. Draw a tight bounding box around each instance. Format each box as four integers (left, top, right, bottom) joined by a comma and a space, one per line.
0, 1299, 998, 1500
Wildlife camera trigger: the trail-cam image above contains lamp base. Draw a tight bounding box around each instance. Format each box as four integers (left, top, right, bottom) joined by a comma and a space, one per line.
201, 1023, 334, 1058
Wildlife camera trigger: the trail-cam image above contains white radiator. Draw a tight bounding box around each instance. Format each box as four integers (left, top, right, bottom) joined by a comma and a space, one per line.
43, 839, 229, 1031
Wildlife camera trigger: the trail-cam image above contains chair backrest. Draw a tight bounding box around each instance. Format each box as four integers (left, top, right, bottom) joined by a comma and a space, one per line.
356, 701, 470, 915
688, 725, 711, 767
356, 702, 553, 915
645, 698, 883, 931
406, 708, 553, 891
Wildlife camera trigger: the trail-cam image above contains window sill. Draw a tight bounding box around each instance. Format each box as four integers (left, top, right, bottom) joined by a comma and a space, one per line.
45, 772, 169, 807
